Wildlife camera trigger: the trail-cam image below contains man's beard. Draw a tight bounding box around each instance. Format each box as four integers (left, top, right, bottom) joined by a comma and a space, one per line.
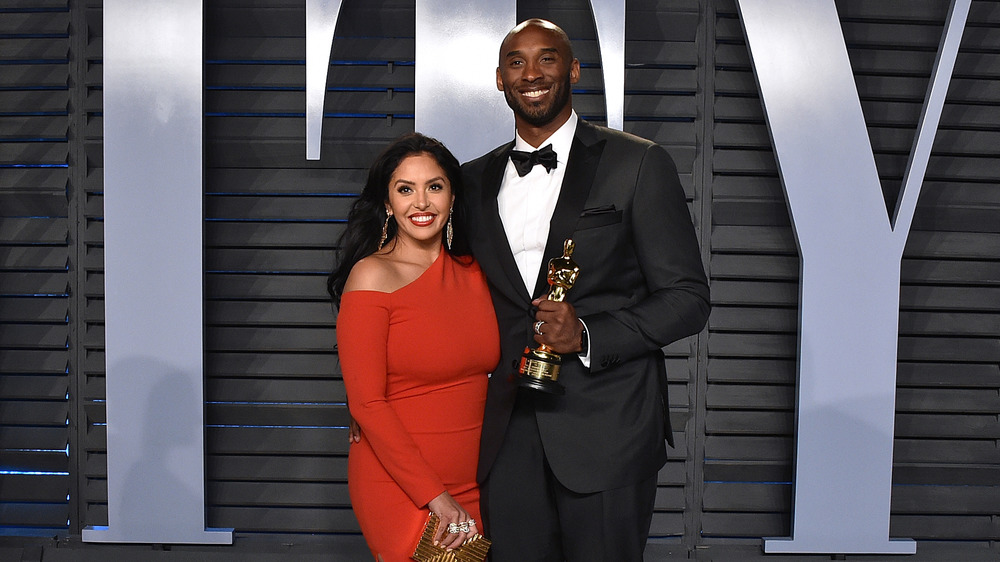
503, 74, 572, 127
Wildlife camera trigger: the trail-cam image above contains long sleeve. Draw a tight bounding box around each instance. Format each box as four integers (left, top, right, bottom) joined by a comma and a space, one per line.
337, 291, 446, 508
584, 142, 711, 372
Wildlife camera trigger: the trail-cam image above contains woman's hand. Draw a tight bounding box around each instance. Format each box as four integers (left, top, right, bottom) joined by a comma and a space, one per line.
347, 415, 362, 443
427, 491, 477, 551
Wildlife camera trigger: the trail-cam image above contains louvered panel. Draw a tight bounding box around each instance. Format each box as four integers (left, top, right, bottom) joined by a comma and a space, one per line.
708, 358, 795, 384
205, 64, 416, 89
207, 248, 334, 273
208, 427, 345, 456
76, 0, 107, 530
208, 403, 347, 430
206, 90, 415, 114
705, 411, 791, 436
0, 374, 67, 399
891, 514, 1000, 541
0, 168, 68, 191
0, 246, 66, 271
209, 454, 348, 481
206, 352, 338, 378
705, 0, 1000, 543
201, 0, 412, 536
0, 115, 68, 140
0, 502, 70, 528
207, 167, 366, 194
626, 0, 704, 536
0, 425, 67, 453
0, 351, 67, 375
208, 481, 351, 507
207, 506, 360, 534
206, 195, 356, 221
895, 413, 999, 439
206, 327, 335, 353
895, 439, 999, 465
207, 301, 336, 327
7, 0, 1000, 554
0, 0, 73, 536
206, 36, 414, 61
0, 401, 68, 425
208, 378, 345, 402
204, 274, 329, 300
701, 512, 788, 538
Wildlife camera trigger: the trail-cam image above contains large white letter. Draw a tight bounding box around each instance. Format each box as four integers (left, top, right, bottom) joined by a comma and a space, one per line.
414, 0, 514, 163
738, 0, 969, 555
307, 0, 626, 163
84, 0, 232, 545
305, 0, 343, 160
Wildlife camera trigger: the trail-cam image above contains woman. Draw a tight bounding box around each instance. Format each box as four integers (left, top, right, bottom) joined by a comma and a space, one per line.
328, 133, 500, 561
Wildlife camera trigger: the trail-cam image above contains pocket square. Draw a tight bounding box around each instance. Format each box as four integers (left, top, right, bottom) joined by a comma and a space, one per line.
580, 204, 617, 216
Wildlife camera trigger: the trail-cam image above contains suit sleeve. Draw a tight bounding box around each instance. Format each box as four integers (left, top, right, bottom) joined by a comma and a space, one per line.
583, 143, 711, 372
337, 291, 446, 507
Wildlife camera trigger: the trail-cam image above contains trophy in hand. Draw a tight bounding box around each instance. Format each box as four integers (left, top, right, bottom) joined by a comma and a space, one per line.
519, 239, 580, 395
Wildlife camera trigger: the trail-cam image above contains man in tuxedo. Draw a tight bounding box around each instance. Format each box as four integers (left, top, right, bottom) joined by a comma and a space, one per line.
462, 19, 710, 561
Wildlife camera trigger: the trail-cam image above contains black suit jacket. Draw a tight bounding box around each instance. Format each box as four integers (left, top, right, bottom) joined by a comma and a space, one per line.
461, 119, 710, 494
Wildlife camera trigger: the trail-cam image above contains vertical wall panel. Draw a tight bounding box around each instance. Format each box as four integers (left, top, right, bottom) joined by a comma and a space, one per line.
1, 0, 997, 555
0, 0, 73, 536
201, 0, 412, 535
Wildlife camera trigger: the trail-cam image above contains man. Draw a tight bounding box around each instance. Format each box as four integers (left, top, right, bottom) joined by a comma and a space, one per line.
461, 19, 711, 561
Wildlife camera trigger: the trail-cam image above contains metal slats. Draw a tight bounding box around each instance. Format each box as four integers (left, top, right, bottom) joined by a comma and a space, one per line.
706, 0, 1000, 547
199, 0, 410, 535
889, 0, 1000, 542
1, 0, 995, 554
0, 0, 72, 536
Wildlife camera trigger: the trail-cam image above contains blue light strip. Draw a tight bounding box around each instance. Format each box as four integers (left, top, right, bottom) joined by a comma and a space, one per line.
0, 470, 70, 476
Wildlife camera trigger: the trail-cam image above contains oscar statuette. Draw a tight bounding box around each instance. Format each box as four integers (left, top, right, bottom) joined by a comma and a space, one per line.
518, 239, 581, 394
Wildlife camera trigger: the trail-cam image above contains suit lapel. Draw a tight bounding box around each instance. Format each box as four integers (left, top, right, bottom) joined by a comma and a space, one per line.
530, 120, 605, 297
476, 143, 533, 306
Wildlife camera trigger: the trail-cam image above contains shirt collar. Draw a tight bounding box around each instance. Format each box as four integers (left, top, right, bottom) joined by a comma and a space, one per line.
513, 110, 578, 166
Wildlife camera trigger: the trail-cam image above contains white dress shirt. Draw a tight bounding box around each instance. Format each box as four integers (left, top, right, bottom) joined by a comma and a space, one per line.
497, 111, 591, 365
498, 111, 578, 295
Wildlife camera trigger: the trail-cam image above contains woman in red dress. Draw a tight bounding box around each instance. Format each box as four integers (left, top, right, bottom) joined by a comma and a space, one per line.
328, 133, 500, 561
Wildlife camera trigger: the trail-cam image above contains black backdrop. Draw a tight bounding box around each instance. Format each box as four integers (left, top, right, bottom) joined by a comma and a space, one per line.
1, 0, 998, 558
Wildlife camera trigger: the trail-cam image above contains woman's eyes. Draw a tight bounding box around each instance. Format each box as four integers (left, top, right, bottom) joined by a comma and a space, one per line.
396, 181, 446, 194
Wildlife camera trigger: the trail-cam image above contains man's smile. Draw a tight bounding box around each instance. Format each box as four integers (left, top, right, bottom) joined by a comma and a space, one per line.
521, 88, 550, 99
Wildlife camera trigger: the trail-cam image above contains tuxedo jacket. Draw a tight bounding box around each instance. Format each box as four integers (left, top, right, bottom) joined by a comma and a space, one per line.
462, 119, 710, 494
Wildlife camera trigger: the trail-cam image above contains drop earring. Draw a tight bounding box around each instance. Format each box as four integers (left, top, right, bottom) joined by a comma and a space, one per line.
446, 208, 454, 250
378, 212, 391, 250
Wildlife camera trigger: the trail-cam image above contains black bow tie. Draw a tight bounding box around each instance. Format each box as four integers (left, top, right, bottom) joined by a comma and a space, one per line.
509, 144, 558, 177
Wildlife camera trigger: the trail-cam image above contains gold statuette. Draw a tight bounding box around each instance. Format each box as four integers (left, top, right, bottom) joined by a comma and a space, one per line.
518, 239, 581, 395
412, 512, 492, 562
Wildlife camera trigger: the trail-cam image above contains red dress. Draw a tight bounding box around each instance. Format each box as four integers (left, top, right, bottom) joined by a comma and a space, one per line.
337, 251, 500, 561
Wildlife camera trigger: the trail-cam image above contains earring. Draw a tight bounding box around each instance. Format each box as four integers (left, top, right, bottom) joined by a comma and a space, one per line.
446, 208, 454, 250
378, 214, 391, 250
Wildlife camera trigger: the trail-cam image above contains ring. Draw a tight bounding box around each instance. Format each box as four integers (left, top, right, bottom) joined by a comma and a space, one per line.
447, 522, 460, 534
534, 320, 545, 335
447, 521, 471, 534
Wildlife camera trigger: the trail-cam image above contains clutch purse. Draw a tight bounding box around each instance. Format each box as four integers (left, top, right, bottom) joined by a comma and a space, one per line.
412, 511, 491, 562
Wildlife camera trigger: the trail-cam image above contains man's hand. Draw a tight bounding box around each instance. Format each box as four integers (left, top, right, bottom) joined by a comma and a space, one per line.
532, 297, 583, 354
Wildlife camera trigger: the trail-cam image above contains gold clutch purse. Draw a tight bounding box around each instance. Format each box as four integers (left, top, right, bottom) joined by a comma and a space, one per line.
412, 511, 491, 562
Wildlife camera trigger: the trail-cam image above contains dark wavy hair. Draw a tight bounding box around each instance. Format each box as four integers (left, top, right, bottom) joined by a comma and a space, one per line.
327, 132, 471, 306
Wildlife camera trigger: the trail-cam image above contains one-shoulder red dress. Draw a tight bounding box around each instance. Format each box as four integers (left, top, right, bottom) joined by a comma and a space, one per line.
337, 251, 500, 561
